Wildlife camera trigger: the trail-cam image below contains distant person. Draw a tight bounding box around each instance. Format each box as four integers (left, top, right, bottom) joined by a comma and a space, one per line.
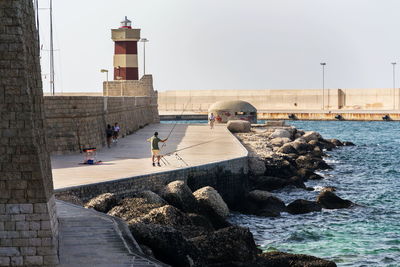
209, 112, 215, 129
106, 124, 113, 148
113, 122, 120, 143
147, 131, 168, 167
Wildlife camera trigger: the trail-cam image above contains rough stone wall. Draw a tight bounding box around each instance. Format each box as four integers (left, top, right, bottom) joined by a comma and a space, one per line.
44, 96, 159, 154
0, 1, 58, 266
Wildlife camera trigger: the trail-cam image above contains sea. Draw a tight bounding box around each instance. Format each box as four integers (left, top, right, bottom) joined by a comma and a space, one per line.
162, 120, 400, 267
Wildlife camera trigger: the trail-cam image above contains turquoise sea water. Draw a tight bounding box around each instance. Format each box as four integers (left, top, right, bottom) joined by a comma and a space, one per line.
230, 121, 400, 267
161, 120, 400, 266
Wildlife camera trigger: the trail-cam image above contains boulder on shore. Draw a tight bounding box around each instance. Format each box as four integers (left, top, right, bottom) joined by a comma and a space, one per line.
302, 131, 322, 142
189, 226, 261, 265
130, 205, 192, 227
136, 190, 167, 205
193, 186, 229, 218
249, 176, 289, 191
161, 180, 198, 213
270, 137, 292, 146
328, 138, 343, 147
193, 186, 231, 229
84, 193, 117, 213
343, 141, 355, 146
56, 193, 84, 206
264, 157, 299, 178
129, 223, 204, 267
254, 251, 337, 267
297, 168, 324, 180
269, 129, 292, 139
240, 190, 286, 217
227, 120, 251, 133
286, 199, 322, 215
317, 191, 353, 209
248, 157, 266, 176
108, 197, 164, 221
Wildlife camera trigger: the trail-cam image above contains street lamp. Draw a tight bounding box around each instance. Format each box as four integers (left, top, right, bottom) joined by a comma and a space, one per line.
391, 62, 396, 110
320, 62, 326, 110
100, 69, 109, 96
140, 38, 149, 75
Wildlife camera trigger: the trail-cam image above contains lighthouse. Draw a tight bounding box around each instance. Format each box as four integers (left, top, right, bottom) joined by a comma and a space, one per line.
111, 16, 140, 80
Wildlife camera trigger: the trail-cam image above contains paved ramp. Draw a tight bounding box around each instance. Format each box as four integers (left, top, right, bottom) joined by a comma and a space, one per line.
57, 201, 165, 267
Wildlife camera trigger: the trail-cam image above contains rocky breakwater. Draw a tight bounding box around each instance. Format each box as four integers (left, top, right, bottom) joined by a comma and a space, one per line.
76, 181, 336, 267
234, 122, 356, 216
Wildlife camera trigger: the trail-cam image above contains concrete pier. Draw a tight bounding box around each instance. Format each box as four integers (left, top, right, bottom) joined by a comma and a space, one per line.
52, 123, 247, 189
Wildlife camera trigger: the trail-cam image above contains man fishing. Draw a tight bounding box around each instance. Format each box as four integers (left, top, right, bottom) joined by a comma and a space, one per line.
147, 132, 168, 167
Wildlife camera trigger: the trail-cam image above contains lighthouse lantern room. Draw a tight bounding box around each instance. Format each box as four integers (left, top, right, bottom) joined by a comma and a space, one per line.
111, 16, 140, 80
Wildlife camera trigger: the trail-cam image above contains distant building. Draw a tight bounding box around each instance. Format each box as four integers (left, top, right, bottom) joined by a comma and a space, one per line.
208, 100, 257, 123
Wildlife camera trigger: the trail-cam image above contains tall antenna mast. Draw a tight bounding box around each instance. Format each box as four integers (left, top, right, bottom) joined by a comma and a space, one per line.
49, 0, 55, 95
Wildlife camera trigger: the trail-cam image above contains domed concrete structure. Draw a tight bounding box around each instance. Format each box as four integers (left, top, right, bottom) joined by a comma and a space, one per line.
208, 100, 257, 123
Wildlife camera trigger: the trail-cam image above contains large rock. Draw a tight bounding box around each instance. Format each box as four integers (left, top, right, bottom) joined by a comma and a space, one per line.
129, 223, 204, 267
296, 155, 332, 170
327, 138, 343, 147
255, 251, 337, 267
277, 143, 298, 154
130, 205, 192, 227
250, 176, 289, 191
84, 193, 117, 213
193, 186, 231, 229
269, 129, 292, 139
270, 137, 292, 146
264, 157, 298, 178
136, 190, 167, 205
161, 180, 198, 213
189, 226, 260, 265
249, 157, 266, 176
227, 120, 251, 133
240, 190, 286, 217
343, 141, 355, 146
108, 197, 164, 221
193, 186, 229, 218
297, 168, 324, 180
287, 199, 322, 214
292, 140, 314, 155
317, 191, 353, 209
302, 131, 322, 142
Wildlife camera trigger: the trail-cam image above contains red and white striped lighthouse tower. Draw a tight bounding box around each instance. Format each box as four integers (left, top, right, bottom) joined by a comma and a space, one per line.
111, 16, 140, 80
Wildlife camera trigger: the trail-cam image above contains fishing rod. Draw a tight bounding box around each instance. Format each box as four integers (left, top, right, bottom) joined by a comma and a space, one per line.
161, 95, 192, 148
163, 138, 222, 157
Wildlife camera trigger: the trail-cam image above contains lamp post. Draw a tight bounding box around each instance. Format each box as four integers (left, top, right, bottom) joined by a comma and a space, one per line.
391, 62, 396, 110
140, 38, 149, 75
100, 69, 109, 96
320, 62, 326, 110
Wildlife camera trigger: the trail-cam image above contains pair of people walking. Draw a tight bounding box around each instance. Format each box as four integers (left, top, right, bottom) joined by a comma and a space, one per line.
106, 122, 120, 148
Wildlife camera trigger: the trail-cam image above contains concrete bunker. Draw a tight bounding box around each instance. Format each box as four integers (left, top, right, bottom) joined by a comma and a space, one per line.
208, 100, 257, 123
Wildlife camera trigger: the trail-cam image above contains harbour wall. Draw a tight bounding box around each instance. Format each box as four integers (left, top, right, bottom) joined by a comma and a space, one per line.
44, 96, 159, 154
54, 156, 249, 208
159, 88, 400, 112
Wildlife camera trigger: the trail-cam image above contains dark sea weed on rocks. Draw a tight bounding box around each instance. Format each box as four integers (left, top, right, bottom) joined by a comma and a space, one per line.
230, 121, 400, 267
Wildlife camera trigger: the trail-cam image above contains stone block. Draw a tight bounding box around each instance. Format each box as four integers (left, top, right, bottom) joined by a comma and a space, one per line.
0, 222, 3, 231
10, 214, 25, 221
37, 230, 52, 238
4, 221, 15, 231
40, 220, 50, 230
33, 203, 47, 214
20, 231, 37, 238
0, 257, 10, 266
20, 247, 36, 256
37, 246, 57, 256
29, 221, 40, 230
5, 204, 20, 214
10, 256, 23, 266
15, 221, 28, 231
0, 204, 4, 213
24, 256, 43, 266
18, 204, 32, 214
28, 238, 41, 247
0, 247, 19, 257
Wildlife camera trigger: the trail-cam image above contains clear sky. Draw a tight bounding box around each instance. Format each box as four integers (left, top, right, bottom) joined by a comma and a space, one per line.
38, 0, 400, 93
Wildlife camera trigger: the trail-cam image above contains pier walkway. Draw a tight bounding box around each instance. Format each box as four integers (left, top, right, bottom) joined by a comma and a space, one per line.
52, 123, 247, 189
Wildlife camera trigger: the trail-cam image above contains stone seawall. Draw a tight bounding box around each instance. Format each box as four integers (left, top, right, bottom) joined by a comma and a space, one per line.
44, 96, 159, 154
54, 156, 248, 207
